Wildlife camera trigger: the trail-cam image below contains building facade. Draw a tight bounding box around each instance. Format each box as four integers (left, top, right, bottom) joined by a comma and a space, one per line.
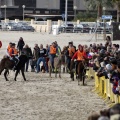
0, 0, 116, 20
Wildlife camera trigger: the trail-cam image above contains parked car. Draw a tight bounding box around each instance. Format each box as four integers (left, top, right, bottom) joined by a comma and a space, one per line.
59, 23, 74, 33
90, 22, 112, 34
76, 23, 91, 33
16, 22, 35, 32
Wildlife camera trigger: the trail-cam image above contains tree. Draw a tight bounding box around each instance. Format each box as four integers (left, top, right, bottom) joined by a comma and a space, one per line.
113, 0, 120, 22
84, 0, 113, 20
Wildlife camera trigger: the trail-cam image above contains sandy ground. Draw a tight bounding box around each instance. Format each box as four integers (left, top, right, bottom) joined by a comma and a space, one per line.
0, 31, 119, 120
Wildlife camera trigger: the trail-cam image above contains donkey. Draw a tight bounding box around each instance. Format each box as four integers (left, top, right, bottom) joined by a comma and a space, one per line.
61, 46, 68, 73
48, 53, 65, 78
0, 55, 28, 81
70, 59, 88, 85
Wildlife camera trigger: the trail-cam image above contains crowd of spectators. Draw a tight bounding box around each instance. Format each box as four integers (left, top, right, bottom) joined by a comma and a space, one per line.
88, 103, 120, 120
86, 36, 120, 95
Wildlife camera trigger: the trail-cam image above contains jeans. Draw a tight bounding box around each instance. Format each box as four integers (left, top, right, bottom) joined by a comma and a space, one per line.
49, 54, 56, 69
36, 57, 48, 73
67, 57, 71, 70
25, 59, 29, 71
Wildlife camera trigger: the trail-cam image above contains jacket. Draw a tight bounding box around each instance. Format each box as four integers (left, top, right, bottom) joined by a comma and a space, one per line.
72, 50, 87, 61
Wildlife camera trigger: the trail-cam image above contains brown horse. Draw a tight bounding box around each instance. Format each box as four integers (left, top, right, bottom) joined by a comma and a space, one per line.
70, 60, 88, 85
48, 53, 65, 78
0, 55, 28, 81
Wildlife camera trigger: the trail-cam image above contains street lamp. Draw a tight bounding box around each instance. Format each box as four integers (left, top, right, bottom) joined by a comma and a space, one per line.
3, 5, 7, 19
103, 7, 106, 15
103, 7, 106, 41
73, 6, 77, 20
22, 5, 25, 21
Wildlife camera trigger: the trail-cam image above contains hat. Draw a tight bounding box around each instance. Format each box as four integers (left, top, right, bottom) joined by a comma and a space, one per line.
106, 64, 112, 70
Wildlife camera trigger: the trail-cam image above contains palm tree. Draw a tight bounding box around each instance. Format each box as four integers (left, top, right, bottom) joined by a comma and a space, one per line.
113, 0, 120, 22
84, 0, 113, 20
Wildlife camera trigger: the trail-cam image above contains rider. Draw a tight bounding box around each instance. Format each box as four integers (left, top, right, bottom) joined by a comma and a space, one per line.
36, 44, 48, 73
8, 43, 19, 70
54, 41, 61, 56
66, 42, 76, 71
48, 42, 57, 72
71, 45, 87, 74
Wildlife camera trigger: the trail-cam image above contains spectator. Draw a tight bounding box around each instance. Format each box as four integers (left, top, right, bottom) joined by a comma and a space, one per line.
22, 44, 32, 72
48, 42, 57, 72
36, 44, 48, 73
17, 37, 25, 54
30, 44, 40, 72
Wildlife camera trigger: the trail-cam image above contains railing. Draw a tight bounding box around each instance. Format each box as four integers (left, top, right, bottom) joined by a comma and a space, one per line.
86, 67, 120, 107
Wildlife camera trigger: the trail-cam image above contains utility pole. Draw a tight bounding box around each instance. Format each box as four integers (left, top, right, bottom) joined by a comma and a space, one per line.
65, 0, 68, 27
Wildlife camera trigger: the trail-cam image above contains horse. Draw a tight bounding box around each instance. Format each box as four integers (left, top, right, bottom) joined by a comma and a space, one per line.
0, 54, 28, 81
61, 46, 68, 73
48, 53, 65, 78
70, 59, 88, 85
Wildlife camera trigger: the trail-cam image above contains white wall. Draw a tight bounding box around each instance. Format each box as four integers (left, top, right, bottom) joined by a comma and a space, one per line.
36, 0, 60, 9
6, 0, 14, 6
74, 0, 86, 10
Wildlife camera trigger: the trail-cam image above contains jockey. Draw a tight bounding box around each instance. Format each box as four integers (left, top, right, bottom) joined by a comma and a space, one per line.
8, 43, 19, 69
48, 42, 57, 71
66, 42, 76, 71
54, 41, 61, 56
36, 44, 48, 73
71, 45, 87, 74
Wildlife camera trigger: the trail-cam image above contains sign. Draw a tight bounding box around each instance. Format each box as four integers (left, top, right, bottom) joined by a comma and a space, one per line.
102, 15, 112, 20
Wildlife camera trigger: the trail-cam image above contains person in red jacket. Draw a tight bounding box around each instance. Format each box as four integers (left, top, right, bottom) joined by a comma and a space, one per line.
0, 41, 2, 48
72, 45, 87, 74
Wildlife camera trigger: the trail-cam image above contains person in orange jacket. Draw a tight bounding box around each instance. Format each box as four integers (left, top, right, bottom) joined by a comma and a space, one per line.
66, 42, 76, 71
8, 43, 19, 70
48, 42, 58, 71
72, 45, 87, 74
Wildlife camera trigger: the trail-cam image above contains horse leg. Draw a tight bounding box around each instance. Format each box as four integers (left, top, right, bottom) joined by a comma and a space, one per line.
14, 70, 20, 81
21, 67, 26, 81
59, 66, 61, 78
4, 69, 9, 81
70, 71, 74, 81
0, 67, 4, 75
83, 70, 86, 85
55, 68, 57, 78
49, 66, 52, 78
63, 66, 65, 73
78, 73, 82, 85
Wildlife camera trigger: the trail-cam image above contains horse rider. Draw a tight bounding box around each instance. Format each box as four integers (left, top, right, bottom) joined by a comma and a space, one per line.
8, 43, 19, 70
48, 42, 58, 72
66, 42, 76, 71
36, 44, 48, 73
71, 45, 87, 75
54, 41, 61, 56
